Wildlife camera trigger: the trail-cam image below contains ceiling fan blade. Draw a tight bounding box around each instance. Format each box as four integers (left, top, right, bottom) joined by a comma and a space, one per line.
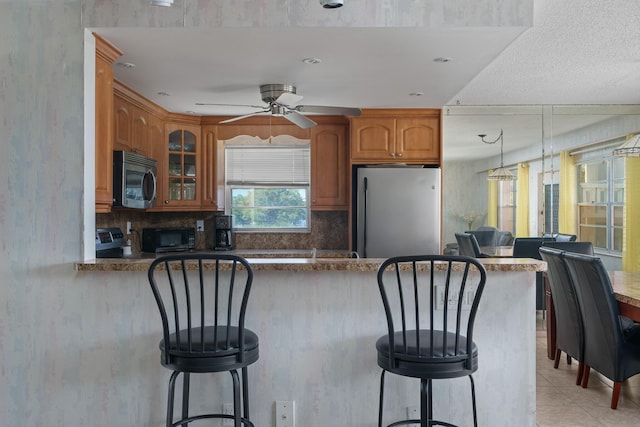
219, 111, 268, 124
276, 92, 304, 107
295, 105, 362, 116
195, 102, 266, 109
283, 111, 317, 129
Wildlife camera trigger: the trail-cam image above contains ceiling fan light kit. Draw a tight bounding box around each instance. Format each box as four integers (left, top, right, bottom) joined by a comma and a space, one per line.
197, 83, 361, 129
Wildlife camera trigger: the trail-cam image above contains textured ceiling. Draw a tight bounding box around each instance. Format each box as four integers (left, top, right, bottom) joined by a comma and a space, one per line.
93, 0, 640, 161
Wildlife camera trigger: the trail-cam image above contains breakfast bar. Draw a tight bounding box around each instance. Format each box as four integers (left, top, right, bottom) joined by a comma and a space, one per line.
76, 256, 544, 426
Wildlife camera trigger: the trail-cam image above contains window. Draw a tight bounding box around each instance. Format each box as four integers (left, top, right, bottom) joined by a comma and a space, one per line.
577, 156, 624, 252
225, 143, 310, 232
497, 178, 516, 234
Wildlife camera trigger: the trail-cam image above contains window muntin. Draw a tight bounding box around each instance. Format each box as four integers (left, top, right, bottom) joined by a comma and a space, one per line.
577, 157, 624, 252
497, 178, 516, 235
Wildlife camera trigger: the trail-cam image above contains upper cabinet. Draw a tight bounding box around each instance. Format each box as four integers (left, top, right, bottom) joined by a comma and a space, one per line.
94, 33, 122, 213
114, 94, 149, 157
350, 109, 441, 165
152, 121, 209, 211
311, 124, 349, 210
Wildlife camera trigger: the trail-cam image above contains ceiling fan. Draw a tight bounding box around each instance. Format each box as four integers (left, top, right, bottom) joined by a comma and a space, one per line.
196, 84, 361, 129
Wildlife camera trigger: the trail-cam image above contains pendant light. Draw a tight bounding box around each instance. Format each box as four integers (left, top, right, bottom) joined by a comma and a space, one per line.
478, 129, 517, 181
613, 133, 640, 157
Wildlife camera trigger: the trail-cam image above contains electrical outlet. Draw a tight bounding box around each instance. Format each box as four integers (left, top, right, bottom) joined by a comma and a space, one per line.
196, 220, 204, 232
435, 285, 477, 310
126, 221, 132, 234
407, 406, 419, 425
275, 400, 295, 427
222, 403, 234, 427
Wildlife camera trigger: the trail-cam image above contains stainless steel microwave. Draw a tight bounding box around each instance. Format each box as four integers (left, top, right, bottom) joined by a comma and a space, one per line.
113, 150, 157, 209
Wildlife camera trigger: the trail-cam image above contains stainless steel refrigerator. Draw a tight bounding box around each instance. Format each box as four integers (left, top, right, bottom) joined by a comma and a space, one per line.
354, 166, 441, 258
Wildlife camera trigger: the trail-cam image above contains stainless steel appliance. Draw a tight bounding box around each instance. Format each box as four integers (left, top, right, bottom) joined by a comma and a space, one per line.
113, 150, 157, 209
214, 215, 234, 250
96, 227, 125, 258
354, 166, 441, 258
142, 227, 195, 253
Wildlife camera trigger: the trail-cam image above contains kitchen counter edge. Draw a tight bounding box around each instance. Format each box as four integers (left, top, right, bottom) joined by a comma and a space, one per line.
75, 257, 546, 273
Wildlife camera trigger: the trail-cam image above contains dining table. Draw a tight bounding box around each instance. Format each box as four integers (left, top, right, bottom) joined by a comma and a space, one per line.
545, 270, 640, 360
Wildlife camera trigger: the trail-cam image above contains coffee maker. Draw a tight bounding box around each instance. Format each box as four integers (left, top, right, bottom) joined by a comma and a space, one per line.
214, 215, 233, 250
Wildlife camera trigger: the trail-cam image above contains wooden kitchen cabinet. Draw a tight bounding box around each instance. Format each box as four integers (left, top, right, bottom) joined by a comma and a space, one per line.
94, 33, 122, 213
350, 109, 441, 165
114, 95, 149, 156
201, 125, 222, 211
311, 124, 349, 210
155, 122, 203, 210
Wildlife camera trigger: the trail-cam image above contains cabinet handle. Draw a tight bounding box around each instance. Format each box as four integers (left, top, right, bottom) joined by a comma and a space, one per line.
396, 152, 403, 157
390, 152, 395, 157
164, 200, 169, 204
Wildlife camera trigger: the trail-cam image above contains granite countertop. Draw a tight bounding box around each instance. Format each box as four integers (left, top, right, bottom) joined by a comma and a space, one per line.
75, 252, 546, 273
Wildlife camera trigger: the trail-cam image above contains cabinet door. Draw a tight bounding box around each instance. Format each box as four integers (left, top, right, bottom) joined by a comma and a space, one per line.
161, 123, 202, 209
350, 118, 395, 161
395, 117, 440, 162
113, 95, 131, 152
95, 50, 115, 213
201, 125, 220, 211
131, 105, 149, 156
311, 125, 348, 210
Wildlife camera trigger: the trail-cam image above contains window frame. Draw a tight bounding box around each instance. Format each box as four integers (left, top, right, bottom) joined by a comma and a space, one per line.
576, 155, 624, 253
224, 141, 311, 233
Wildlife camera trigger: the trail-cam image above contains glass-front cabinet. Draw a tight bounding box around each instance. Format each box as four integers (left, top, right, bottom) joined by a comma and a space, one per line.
159, 123, 202, 209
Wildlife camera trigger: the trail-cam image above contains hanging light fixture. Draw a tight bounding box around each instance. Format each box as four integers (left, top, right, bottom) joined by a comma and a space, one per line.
150, 0, 173, 6
613, 133, 640, 157
478, 129, 517, 181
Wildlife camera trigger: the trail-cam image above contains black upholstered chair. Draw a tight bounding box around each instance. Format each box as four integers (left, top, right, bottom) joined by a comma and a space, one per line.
465, 228, 497, 247
538, 247, 585, 385
563, 252, 640, 409
555, 233, 577, 242
147, 254, 258, 427
375, 255, 487, 426
512, 237, 555, 311
541, 241, 594, 255
455, 232, 489, 258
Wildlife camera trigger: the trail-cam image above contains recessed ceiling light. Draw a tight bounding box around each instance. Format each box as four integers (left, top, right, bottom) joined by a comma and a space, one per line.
409, 92, 424, 97
150, 0, 173, 6
116, 62, 135, 68
302, 57, 322, 65
433, 57, 453, 63
157, 91, 171, 97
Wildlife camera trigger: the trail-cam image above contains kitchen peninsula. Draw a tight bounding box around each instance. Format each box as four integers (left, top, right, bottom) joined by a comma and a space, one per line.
76, 256, 543, 426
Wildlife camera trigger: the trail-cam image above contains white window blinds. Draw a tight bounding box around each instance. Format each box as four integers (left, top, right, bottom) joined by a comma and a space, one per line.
225, 145, 310, 186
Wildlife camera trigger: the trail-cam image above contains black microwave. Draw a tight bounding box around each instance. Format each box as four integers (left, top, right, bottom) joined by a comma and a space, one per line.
142, 227, 195, 253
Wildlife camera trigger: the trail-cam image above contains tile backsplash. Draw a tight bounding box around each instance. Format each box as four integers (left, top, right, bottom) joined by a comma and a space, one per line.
96, 210, 349, 252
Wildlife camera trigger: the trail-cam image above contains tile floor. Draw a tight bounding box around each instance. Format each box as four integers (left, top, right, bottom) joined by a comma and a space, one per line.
535, 313, 640, 426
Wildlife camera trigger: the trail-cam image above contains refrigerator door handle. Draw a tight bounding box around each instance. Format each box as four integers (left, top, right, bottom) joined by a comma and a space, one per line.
363, 177, 368, 258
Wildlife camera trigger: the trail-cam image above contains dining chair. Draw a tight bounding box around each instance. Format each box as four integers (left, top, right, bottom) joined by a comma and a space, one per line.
375, 255, 487, 426
538, 247, 585, 385
555, 233, 577, 242
562, 252, 640, 409
455, 232, 490, 258
512, 237, 555, 312
147, 253, 259, 426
